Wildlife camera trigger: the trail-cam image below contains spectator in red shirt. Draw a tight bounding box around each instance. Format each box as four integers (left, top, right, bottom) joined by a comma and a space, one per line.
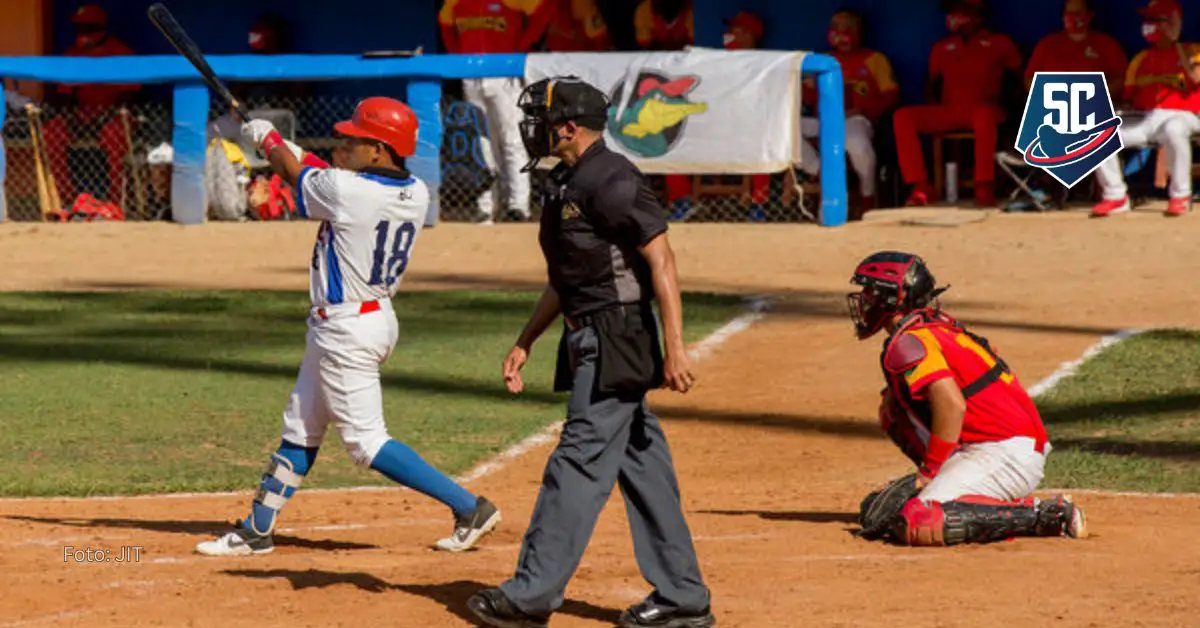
544, 0, 610, 52
1091, 0, 1200, 218
440, 0, 553, 223
892, 0, 1022, 207
801, 9, 900, 220
42, 4, 139, 208
635, 0, 693, 52
1025, 0, 1127, 96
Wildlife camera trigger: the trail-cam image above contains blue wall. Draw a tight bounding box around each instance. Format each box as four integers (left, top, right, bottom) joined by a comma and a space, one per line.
737, 0, 1200, 106
52, 0, 439, 56
49, 0, 1200, 107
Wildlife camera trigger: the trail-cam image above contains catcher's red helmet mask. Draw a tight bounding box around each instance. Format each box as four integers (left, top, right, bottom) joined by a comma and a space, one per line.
847, 251, 948, 339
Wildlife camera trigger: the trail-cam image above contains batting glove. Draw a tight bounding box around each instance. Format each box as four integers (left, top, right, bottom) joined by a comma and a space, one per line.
239, 119, 277, 147
240, 119, 303, 161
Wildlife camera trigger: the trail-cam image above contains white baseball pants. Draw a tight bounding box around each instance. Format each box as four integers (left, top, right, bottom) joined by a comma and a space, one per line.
463, 77, 531, 218
1095, 108, 1200, 201
800, 114, 877, 197
281, 300, 399, 466
918, 437, 1048, 503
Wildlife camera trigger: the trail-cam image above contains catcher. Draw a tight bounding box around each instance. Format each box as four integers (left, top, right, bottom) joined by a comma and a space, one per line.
849, 251, 1088, 546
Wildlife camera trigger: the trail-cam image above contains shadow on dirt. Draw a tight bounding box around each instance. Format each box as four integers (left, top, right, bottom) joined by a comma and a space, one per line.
221, 571, 622, 624
697, 509, 860, 524
657, 407, 881, 438
4, 515, 377, 551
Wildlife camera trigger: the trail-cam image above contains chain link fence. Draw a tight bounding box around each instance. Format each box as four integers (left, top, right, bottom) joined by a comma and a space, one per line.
4, 83, 822, 223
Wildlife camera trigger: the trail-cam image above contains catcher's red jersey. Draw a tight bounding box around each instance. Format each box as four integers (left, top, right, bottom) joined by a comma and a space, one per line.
888, 321, 1047, 450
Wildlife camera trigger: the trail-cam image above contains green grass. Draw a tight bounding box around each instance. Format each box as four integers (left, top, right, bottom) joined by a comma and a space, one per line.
0, 290, 744, 497
1040, 329, 1200, 493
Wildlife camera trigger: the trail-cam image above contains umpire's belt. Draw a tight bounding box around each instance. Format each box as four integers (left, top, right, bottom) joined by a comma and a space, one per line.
313, 300, 383, 321
564, 302, 650, 331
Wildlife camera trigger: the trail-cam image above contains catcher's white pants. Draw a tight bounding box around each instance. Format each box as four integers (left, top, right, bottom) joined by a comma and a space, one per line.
918, 437, 1048, 503
281, 300, 398, 466
800, 114, 876, 196
1095, 108, 1200, 200
463, 77, 531, 217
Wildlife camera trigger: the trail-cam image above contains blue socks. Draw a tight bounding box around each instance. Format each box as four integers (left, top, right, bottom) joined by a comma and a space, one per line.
370, 439, 477, 517
243, 440, 318, 535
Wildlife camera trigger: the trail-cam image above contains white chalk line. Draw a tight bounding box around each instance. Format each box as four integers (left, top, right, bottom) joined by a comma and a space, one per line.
0, 296, 769, 507
1024, 327, 1200, 499
1025, 328, 1147, 398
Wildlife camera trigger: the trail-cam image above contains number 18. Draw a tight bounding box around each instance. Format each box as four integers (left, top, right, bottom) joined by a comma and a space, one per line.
369, 220, 416, 287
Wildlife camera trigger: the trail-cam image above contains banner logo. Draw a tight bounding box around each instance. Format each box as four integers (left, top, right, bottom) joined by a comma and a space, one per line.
1015, 72, 1122, 188
607, 72, 708, 158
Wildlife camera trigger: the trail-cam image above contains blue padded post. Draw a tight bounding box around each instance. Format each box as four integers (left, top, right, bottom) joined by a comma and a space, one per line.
407, 79, 443, 228
171, 82, 209, 225
803, 53, 848, 227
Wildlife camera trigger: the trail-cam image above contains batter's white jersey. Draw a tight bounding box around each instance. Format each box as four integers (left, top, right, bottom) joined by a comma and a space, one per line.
296, 167, 430, 308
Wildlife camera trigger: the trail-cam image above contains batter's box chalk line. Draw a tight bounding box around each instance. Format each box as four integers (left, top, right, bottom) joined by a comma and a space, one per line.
0, 296, 772, 503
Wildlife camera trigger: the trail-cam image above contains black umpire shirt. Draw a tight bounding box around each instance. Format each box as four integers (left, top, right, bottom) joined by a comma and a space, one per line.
538, 139, 668, 318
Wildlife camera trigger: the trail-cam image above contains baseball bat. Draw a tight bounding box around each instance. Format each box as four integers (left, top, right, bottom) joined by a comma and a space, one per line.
24, 105, 51, 219
119, 108, 147, 219
147, 3, 247, 120
32, 107, 63, 215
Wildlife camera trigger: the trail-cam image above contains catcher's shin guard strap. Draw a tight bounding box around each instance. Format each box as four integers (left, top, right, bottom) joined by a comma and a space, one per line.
896, 497, 1054, 546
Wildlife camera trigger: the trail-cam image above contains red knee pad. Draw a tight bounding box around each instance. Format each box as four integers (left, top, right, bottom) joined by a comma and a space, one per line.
897, 498, 947, 546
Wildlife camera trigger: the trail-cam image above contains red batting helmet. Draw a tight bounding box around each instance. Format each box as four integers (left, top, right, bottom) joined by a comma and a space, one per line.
847, 251, 948, 339
334, 97, 419, 158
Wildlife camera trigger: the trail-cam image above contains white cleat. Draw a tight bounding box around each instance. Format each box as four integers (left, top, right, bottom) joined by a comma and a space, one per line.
195, 523, 275, 556
1064, 495, 1088, 540
435, 496, 501, 552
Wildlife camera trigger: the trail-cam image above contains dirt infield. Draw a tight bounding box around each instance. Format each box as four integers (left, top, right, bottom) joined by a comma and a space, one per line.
2, 212, 1199, 627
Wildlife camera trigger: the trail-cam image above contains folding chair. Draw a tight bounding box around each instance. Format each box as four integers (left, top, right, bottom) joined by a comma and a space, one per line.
995, 150, 1052, 212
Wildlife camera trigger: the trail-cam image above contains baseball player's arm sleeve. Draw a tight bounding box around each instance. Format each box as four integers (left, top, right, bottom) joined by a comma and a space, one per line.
438, 0, 461, 53
1123, 52, 1145, 106
634, 1, 653, 48
517, 0, 553, 51
295, 168, 343, 222
865, 52, 900, 119
1000, 36, 1023, 73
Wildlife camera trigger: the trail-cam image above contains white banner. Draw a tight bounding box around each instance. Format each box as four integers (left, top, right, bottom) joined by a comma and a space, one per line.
524, 48, 806, 174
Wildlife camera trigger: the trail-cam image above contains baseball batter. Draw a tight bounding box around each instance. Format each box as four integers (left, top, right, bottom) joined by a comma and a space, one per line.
196, 97, 500, 557
848, 252, 1087, 546
1091, 0, 1199, 218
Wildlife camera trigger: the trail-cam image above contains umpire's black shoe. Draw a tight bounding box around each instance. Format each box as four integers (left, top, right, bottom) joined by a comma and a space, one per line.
467, 588, 549, 628
619, 602, 710, 624
618, 601, 716, 628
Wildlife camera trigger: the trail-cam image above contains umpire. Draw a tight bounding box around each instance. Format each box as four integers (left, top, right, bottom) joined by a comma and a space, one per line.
467, 77, 715, 628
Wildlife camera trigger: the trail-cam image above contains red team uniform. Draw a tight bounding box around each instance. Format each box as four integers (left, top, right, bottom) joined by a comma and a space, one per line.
893, 27, 1021, 206
43, 5, 139, 210
849, 252, 1085, 547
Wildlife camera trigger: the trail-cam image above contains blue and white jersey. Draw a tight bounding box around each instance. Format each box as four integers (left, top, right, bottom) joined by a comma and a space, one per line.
296, 167, 429, 308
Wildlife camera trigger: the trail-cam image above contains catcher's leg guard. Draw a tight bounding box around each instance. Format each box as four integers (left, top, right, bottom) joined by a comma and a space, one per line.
244, 440, 319, 535
892, 495, 1084, 546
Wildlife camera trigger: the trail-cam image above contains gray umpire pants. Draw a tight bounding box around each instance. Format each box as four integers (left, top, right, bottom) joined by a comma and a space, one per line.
500, 325, 710, 616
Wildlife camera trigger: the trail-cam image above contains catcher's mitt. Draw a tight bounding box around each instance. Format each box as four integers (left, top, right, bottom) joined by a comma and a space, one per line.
858, 473, 921, 540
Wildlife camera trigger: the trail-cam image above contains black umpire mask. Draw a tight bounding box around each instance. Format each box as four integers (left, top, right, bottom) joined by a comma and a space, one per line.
517, 76, 610, 172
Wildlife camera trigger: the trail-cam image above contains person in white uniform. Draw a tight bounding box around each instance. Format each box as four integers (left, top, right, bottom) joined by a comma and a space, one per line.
196, 97, 500, 557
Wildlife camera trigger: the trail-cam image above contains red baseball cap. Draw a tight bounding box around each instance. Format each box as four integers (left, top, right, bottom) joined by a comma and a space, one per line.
1140, 0, 1181, 19
71, 4, 108, 26
725, 11, 764, 42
